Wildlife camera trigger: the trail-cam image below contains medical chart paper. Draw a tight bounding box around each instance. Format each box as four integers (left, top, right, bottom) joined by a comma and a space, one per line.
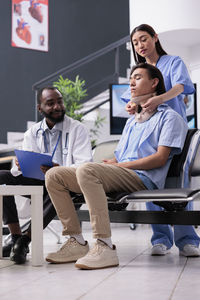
15, 149, 53, 180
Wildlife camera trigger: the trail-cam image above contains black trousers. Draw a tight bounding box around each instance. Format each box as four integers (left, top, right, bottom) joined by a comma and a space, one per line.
2, 170, 57, 234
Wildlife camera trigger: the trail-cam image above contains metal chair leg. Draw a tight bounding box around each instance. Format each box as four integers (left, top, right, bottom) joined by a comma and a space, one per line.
46, 224, 62, 244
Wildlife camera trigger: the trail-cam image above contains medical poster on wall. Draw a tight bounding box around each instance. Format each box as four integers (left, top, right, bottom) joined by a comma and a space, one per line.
11, 0, 49, 52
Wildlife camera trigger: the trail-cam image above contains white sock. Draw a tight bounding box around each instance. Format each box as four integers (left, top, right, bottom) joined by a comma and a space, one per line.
70, 234, 86, 245
98, 237, 113, 249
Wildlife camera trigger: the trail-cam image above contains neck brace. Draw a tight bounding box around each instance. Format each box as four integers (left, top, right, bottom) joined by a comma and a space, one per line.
131, 93, 157, 123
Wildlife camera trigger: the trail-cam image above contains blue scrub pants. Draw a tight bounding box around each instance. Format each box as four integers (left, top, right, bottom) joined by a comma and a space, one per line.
146, 202, 200, 250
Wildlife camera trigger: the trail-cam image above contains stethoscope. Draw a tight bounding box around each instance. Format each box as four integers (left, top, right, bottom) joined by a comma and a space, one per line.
36, 120, 69, 157
62, 132, 68, 155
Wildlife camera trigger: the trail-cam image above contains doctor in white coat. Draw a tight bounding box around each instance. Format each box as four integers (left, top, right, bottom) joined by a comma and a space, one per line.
2, 86, 92, 264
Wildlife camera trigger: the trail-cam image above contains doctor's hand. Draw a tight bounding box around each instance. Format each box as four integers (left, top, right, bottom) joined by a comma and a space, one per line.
142, 95, 163, 113
125, 101, 136, 115
15, 157, 21, 171
40, 163, 59, 174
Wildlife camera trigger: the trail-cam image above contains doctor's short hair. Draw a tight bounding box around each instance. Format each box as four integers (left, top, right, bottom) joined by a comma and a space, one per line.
37, 87, 61, 104
130, 63, 166, 95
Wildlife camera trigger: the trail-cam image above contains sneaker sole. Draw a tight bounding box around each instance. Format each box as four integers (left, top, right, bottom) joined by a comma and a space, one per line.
75, 262, 119, 270
151, 252, 169, 256
46, 252, 88, 264
151, 249, 170, 256
179, 252, 200, 257
46, 257, 78, 264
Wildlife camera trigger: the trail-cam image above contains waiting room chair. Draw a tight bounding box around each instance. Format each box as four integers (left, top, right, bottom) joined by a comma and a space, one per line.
75, 128, 200, 226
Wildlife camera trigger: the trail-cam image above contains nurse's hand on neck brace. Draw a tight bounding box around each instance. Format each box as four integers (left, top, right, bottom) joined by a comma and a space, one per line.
131, 92, 157, 123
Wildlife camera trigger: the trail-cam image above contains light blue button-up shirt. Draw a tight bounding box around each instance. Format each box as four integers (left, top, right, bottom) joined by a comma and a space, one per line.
114, 105, 188, 189
121, 55, 195, 122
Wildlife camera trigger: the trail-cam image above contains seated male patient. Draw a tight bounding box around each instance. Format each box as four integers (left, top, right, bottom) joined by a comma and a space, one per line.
45, 63, 197, 270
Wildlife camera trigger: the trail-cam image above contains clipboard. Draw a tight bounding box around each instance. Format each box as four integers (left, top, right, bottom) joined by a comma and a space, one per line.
15, 149, 53, 180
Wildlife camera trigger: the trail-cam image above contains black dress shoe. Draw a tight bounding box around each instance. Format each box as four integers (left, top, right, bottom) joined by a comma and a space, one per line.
3, 242, 13, 257
3, 234, 22, 257
10, 235, 30, 264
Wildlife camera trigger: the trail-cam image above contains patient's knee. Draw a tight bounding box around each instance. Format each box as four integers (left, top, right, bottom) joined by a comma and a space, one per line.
45, 166, 63, 187
76, 162, 93, 175
76, 162, 95, 181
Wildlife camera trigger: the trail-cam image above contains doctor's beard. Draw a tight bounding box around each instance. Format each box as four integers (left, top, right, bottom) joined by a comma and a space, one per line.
41, 109, 66, 124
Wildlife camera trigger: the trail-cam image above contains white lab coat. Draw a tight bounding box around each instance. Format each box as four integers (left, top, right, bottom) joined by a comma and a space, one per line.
11, 115, 93, 177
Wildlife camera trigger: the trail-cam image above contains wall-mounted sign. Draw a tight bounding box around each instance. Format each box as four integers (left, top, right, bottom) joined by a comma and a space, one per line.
11, 0, 49, 52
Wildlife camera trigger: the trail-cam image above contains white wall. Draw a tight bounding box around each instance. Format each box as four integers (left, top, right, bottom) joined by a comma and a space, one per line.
129, 0, 200, 33
129, 0, 200, 127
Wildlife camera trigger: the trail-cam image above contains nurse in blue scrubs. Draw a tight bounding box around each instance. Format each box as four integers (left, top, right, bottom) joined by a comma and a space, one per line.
122, 24, 200, 257
123, 24, 195, 122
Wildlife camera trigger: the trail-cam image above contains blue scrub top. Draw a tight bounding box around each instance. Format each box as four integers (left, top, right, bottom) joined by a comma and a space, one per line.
114, 105, 188, 189
121, 55, 195, 121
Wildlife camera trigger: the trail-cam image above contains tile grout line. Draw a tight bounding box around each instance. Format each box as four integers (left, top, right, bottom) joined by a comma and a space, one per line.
168, 258, 188, 300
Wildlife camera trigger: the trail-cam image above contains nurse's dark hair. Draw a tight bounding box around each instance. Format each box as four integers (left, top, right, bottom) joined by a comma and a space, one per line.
130, 24, 167, 64
130, 63, 166, 95
37, 86, 60, 104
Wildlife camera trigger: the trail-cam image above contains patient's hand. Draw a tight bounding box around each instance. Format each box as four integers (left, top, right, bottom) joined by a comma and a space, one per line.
40, 163, 59, 174
125, 101, 136, 115
102, 158, 117, 165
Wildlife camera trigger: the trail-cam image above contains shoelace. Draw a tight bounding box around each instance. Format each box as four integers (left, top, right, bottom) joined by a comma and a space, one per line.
87, 241, 105, 257
59, 238, 76, 251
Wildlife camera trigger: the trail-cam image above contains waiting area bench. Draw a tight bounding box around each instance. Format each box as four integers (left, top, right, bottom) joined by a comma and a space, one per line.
74, 129, 200, 227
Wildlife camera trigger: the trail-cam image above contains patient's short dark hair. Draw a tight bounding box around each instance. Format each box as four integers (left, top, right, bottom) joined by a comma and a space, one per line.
130, 63, 166, 95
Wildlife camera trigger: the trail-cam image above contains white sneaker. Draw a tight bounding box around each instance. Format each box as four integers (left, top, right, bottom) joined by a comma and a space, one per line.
46, 237, 89, 263
179, 244, 200, 257
75, 240, 119, 270
151, 244, 170, 256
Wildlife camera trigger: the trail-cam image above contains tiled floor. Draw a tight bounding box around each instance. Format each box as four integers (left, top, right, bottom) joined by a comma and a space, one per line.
1, 222, 200, 300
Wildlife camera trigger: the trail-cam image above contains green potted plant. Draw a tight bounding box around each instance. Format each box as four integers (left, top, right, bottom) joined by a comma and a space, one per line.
53, 75, 105, 147
53, 75, 86, 121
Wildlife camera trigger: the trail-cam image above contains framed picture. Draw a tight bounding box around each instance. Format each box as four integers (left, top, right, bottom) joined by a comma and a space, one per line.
109, 83, 197, 135
11, 0, 49, 52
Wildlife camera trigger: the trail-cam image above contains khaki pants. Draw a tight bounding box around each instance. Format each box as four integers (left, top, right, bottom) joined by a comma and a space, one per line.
45, 162, 147, 239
